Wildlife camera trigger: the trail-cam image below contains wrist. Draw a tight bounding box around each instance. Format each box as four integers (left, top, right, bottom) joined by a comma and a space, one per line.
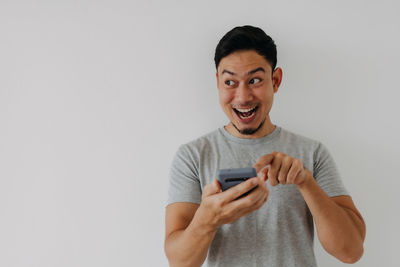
190, 206, 219, 236
296, 169, 314, 190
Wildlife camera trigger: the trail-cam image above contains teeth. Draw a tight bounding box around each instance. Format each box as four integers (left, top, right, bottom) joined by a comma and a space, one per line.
238, 110, 256, 119
235, 107, 256, 112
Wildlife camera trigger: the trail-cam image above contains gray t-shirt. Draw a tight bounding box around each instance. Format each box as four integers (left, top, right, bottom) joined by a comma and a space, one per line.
167, 126, 349, 267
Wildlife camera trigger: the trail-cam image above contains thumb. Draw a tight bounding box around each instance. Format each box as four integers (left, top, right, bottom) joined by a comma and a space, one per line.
202, 179, 221, 199
260, 166, 269, 181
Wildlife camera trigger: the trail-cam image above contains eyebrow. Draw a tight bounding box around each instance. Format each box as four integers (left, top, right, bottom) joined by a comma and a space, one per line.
221, 67, 265, 76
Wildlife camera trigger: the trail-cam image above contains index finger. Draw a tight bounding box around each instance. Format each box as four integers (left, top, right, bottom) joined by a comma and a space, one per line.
253, 153, 275, 173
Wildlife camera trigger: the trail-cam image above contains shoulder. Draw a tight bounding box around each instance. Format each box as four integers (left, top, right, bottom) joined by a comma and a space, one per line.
177, 128, 223, 156
276, 127, 333, 164
278, 127, 322, 150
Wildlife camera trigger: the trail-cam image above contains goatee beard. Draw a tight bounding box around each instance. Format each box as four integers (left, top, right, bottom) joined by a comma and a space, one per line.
232, 117, 266, 135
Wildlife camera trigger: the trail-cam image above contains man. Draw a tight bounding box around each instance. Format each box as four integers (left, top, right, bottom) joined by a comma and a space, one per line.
164, 25, 366, 267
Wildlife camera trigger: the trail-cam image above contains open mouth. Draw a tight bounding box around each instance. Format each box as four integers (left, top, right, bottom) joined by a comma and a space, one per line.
233, 106, 259, 120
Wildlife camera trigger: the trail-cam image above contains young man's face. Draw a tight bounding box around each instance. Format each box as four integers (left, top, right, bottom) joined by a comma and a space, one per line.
216, 50, 282, 138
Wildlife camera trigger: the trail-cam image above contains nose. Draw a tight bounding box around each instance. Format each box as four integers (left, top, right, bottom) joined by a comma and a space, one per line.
235, 82, 253, 104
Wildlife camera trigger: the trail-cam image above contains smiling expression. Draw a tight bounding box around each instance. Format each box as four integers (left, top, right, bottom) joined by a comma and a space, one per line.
216, 50, 282, 138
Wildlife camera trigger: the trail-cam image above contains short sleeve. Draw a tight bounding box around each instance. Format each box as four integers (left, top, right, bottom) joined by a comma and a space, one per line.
166, 145, 202, 206
313, 142, 349, 197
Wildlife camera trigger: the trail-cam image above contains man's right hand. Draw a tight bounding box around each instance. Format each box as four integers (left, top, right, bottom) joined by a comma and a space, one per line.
194, 174, 269, 232
165, 173, 269, 267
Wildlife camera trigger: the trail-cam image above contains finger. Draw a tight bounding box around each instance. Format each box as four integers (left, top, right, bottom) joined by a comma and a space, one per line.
216, 192, 260, 224
230, 180, 269, 215
253, 188, 268, 210
237, 192, 267, 218
256, 174, 269, 192
253, 153, 275, 173
219, 176, 269, 224
259, 166, 270, 181
227, 183, 267, 216
268, 156, 282, 186
287, 159, 302, 184
220, 177, 259, 202
244, 176, 267, 198
287, 167, 301, 184
214, 178, 222, 191
277, 157, 293, 185
202, 179, 221, 199
233, 176, 268, 206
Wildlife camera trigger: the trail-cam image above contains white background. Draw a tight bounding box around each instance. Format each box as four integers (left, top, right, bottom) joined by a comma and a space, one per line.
1, 0, 399, 266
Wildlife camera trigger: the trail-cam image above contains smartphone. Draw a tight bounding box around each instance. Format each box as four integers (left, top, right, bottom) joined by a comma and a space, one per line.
217, 167, 258, 196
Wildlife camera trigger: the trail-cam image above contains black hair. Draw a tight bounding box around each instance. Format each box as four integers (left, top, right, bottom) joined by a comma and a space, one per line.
214, 25, 277, 71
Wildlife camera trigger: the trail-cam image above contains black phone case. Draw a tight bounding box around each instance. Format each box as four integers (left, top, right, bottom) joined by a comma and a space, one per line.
217, 167, 257, 192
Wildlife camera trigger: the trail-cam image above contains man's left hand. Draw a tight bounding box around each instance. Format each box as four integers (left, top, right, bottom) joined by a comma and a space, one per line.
253, 152, 312, 186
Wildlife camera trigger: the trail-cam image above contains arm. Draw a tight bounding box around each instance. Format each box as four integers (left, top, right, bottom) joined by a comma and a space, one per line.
164, 202, 216, 267
254, 152, 366, 264
164, 177, 269, 267
297, 175, 366, 263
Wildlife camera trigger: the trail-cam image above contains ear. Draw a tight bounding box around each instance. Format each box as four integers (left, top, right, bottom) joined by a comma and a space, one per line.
272, 67, 283, 93
216, 71, 220, 89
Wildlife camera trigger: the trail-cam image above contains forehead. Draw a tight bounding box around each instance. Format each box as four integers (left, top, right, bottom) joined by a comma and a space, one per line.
218, 50, 272, 76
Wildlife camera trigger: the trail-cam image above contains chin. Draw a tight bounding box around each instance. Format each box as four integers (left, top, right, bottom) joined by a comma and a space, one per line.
239, 127, 259, 135
233, 119, 265, 135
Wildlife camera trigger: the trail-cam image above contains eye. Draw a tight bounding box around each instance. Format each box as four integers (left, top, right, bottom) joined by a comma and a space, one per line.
225, 80, 235, 86
249, 78, 261, 84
